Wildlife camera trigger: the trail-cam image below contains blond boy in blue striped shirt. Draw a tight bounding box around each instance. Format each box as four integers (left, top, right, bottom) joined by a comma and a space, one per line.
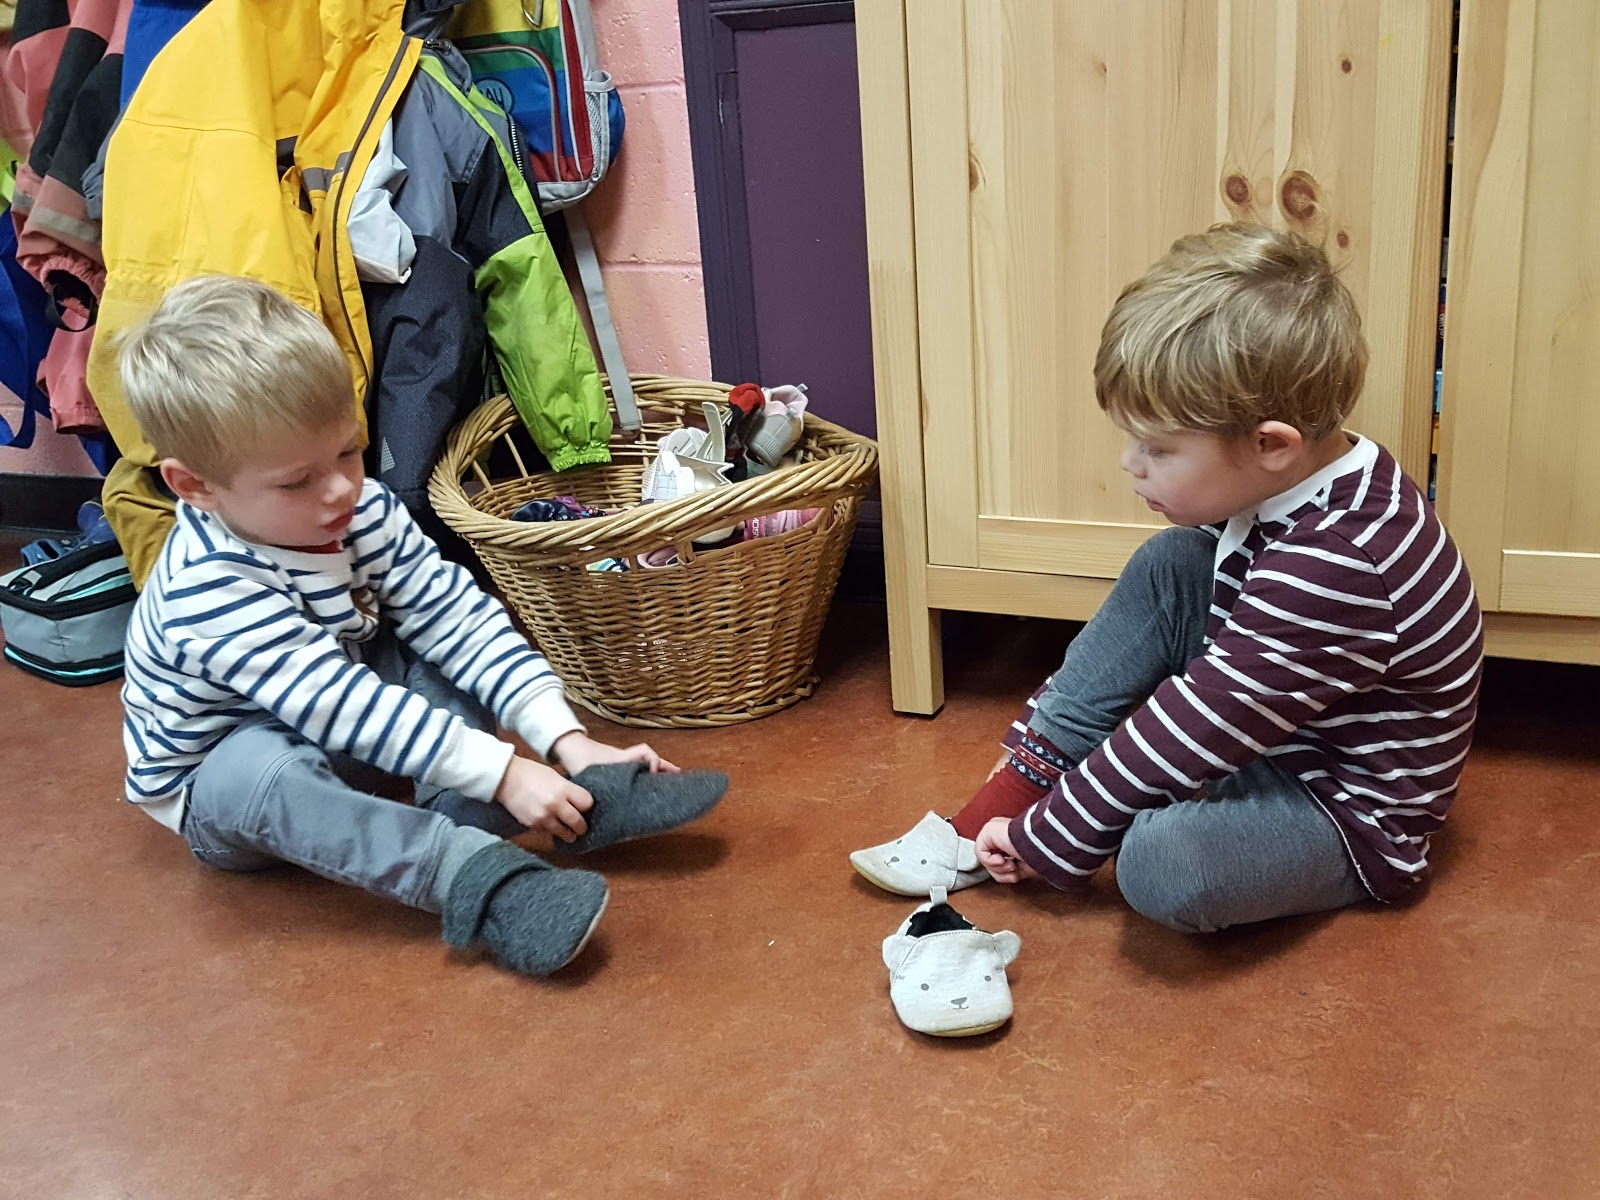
119, 276, 725, 978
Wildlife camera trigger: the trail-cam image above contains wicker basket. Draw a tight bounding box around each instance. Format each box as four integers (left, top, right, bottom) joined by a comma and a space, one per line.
428, 375, 879, 727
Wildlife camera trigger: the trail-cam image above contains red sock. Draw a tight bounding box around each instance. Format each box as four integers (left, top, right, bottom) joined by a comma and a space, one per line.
949, 762, 1051, 840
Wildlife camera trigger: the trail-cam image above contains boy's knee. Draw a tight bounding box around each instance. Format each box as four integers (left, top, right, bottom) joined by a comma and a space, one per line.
1115, 814, 1222, 934
190, 720, 312, 822
1123, 526, 1215, 588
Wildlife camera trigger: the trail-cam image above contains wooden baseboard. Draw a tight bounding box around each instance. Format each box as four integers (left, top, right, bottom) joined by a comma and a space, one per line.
1482, 611, 1600, 667
0, 472, 102, 535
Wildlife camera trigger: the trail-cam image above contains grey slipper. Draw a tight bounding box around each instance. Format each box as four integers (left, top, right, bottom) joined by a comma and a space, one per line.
565, 763, 729, 854
442, 841, 608, 977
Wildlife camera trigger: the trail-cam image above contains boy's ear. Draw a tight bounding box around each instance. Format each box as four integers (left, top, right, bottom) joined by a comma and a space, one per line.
159, 459, 220, 511
1252, 421, 1304, 470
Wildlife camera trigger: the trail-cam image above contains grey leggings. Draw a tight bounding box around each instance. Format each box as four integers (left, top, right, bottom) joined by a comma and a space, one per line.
181, 626, 520, 912
1024, 527, 1369, 933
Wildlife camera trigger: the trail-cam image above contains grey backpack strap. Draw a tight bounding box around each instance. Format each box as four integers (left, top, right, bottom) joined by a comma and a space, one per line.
564, 204, 640, 434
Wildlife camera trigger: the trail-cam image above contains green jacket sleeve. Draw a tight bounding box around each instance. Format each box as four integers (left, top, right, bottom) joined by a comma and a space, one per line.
420, 57, 611, 471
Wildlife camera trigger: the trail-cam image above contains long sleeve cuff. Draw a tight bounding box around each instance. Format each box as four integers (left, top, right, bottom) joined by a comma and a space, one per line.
502, 686, 586, 760
1008, 805, 1097, 891
423, 725, 516, 802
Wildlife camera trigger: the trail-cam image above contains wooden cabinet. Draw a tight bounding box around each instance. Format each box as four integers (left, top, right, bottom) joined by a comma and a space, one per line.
859, 0, 1600, 715
1437, 0, 1600, 661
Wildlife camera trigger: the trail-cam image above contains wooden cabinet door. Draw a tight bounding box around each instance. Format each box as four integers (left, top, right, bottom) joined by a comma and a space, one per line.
1439, 0, 1600, 618
907, 0, 1450, 577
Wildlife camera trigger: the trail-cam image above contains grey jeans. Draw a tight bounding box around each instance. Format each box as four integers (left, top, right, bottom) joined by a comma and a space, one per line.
1026, 526, 1369, 933
182, 626, 522, 912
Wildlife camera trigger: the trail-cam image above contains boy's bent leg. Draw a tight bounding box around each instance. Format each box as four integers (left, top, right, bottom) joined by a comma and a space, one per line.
1113, 760, 1370, 933
185, 708, 610, 978
186, 718, 500, 913
367, 627, 527, 839
1024, 526, 1216, 765
950, 527, 1217, 839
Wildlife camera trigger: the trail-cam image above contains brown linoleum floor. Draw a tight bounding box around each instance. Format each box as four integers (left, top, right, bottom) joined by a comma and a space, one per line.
4, 547, 1599, 1198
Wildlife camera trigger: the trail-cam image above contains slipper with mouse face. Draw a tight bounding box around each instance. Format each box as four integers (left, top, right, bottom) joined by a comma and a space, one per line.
881, 886, 1021, 1037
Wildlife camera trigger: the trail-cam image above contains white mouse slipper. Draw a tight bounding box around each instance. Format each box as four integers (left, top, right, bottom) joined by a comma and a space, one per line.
850, 811, 991, 897
882, 887, 1021, 1037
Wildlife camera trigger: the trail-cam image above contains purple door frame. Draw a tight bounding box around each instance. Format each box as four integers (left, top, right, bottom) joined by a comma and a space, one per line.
677, 0, 874, 437
679, 0, 883, 599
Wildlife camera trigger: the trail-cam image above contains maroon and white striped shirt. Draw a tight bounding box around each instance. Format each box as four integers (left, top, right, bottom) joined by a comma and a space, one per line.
1009, 437, 1483, 902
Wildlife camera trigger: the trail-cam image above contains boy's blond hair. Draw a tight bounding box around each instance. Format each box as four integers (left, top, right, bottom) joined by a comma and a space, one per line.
117, 275, 354, 481
1095, 224, 1367, 442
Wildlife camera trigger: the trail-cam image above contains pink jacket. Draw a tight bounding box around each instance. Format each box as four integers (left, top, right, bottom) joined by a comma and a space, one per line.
2, 0, 131, 435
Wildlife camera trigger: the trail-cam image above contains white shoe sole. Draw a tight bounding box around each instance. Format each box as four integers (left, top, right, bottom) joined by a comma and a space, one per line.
850, 853, 989, 898
850, 854, 936, 896
555, 887, 609, 972
922, 1017, 1010, 1038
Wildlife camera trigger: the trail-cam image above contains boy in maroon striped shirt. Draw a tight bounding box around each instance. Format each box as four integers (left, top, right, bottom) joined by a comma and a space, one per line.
852, 224, 1483, 932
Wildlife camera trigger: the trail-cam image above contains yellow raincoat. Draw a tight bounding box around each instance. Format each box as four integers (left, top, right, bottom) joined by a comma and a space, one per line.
90, 0, 419, 582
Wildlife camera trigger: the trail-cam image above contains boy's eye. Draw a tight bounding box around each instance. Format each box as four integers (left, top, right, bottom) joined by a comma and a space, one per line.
278, 476, 311, 492
339, 447, 361, 459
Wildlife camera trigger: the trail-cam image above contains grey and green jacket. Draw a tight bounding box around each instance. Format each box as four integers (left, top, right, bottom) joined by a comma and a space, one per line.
365, 37, 611, 512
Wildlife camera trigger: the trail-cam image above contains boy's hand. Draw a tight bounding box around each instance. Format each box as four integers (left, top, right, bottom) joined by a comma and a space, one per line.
495, 755, 594, 841
975, 816, 1038, 885
551, 731, 680, 776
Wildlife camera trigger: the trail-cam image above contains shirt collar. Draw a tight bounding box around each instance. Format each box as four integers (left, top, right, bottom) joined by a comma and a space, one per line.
1252, 433, 1377, 526
180, 501, 350, 572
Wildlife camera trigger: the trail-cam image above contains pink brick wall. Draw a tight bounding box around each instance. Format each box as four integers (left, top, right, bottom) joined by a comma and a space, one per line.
0, 415, 96, 475
585, 0, 712, 379
0, 2, 710, 479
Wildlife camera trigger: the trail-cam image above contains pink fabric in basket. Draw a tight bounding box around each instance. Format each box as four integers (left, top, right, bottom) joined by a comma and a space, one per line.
744, 509, 821, 539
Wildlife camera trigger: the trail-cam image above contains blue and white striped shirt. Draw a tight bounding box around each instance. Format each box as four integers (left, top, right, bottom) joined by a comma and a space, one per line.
122, 480, 583, 832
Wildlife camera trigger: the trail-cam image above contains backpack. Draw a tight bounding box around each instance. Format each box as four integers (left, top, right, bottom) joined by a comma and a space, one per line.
447, 0, 639, 433
448, 0, 625, 211
0, 540, 136, 686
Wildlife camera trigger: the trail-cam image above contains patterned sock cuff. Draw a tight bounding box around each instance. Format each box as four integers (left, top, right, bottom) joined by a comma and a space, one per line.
1004, 729, 1070, 789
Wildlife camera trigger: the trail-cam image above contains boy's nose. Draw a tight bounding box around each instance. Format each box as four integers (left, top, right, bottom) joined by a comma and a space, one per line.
1119, 444, 1141, 477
